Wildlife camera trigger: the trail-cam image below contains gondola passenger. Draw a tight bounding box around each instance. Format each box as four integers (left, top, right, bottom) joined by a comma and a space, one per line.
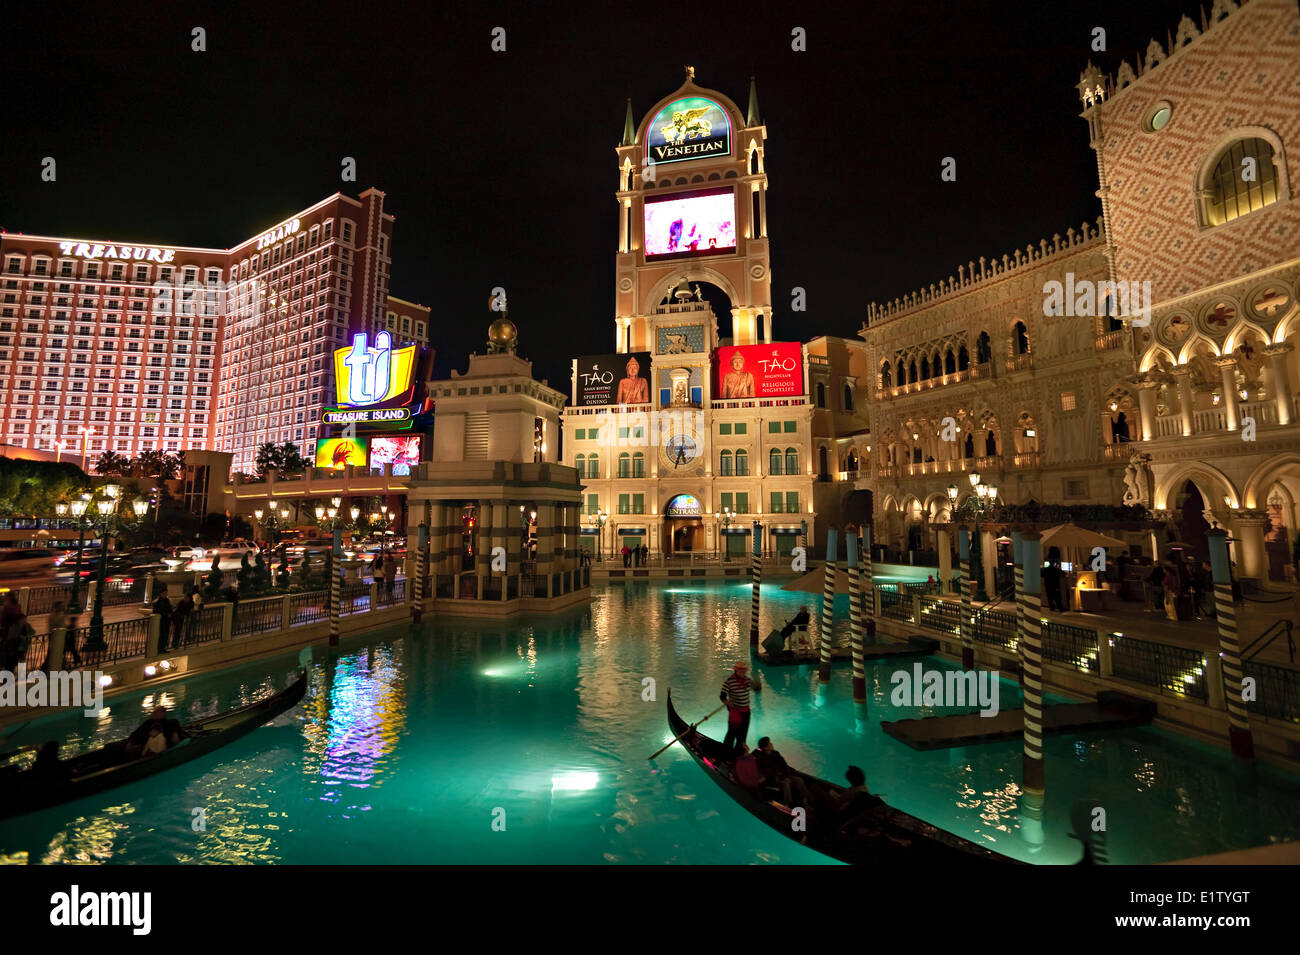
124, 706, 187, 759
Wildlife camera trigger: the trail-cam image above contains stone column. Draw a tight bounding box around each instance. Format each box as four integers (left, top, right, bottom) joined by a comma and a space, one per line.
538, 502, 557, 598
1137, 378, 1158, 441
936, 527, 952, 594
1266, 343, 1294, 425
958, 528, 974, 668
476, 499, 494, 599
1173, 369, 1195, 436
1215, 358, 1239, 431
981, 527, 998, 598
1230, 509, 1269, 583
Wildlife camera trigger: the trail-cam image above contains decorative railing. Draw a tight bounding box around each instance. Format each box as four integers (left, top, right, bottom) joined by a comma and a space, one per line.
68, 618, 151, 668
232, 595, 285, 639
176, 605, 226, 649
1241, 660, 1300, 724
289, 591, 329, 626
1109, 634, 1207, 701
1042, 620, 1100, 672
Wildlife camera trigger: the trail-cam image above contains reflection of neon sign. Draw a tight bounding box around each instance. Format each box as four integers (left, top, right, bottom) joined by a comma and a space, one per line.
333, 332, 417, 408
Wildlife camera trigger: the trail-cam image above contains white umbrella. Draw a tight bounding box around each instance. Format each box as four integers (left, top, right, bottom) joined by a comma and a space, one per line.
1039, 523, 1128, 565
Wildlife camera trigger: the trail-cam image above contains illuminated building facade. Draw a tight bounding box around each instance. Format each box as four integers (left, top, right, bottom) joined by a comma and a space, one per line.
860, 0, 1300, 588
561, 69, 817, 560
0, 188, 429, 477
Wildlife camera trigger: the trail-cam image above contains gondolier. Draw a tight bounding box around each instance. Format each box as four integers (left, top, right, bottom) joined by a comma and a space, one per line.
719, 661, 760, 756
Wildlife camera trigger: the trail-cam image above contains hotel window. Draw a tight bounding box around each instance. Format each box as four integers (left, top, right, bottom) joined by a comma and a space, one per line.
734, 423, 747, 435
324, 220, 333, 239
785, 448, 798, 474
719, 423, 732, 435
618, 493, 630, 514
585, 494, 599, 515
786, 492, 799, 513
719, 450, 733, 475
735, 492, 749, 514
735, 449, 749, 476
587, 454, 600, 479
1060, 391, 1076, 411
769, 447, 783, 475
632, 452, 645, 478
770, 492, 783, 513
1202, 136, 1281, 227
575, 453, 587, 475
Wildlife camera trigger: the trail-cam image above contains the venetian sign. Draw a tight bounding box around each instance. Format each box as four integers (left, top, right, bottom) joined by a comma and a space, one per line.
58, 242, 176, 263
645, 97, 731, 165
255, 217, 301, 250
333, 331, 418, 408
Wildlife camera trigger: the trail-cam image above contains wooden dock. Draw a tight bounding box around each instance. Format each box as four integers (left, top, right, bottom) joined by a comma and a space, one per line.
880, 691, 1156, 750
757, 635, 939, 668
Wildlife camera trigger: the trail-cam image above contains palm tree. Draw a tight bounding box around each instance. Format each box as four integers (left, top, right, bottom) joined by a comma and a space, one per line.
278, 442, 308, 478
94, 450, 131, 476
254, 442, 283, 481
134, 449, 169, 478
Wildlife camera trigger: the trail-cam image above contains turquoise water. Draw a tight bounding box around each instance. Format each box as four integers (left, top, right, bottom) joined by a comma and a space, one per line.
1, 579, 1298, 864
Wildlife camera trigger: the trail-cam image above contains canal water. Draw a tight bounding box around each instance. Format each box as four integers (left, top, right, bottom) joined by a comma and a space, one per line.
2, 579, 1298, 864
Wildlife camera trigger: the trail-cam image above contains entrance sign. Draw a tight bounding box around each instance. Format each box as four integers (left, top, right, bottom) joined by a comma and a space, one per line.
664, 493, 702, 517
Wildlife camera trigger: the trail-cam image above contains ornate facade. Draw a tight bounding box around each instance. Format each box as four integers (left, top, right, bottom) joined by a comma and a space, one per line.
862, 0, 1300, 587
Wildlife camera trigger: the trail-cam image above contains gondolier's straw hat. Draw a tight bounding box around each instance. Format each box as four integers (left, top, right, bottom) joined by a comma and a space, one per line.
733, 661, 749, 671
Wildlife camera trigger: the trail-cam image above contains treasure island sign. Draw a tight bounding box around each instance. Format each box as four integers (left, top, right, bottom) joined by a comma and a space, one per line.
645, 97, 731, 165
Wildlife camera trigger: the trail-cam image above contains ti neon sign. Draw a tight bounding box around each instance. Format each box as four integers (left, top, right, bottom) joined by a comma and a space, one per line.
333, 331, 418, 408
255, 217, 301, 250
58, 242, 176, 263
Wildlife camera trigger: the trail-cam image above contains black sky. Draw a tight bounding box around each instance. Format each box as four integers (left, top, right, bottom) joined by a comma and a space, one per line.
1, 0, 1199, 389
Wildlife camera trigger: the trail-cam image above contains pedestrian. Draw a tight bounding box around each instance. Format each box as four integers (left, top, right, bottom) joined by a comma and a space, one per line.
372, 550, 384, 582
223, 583, 240, 627
1162, 564, 1180, 621
172, 591, 194, 649
384, 548, 397, 596
153, 592, 173, 652
42, 600, 69, 671
1043, 560, 1065, 612
0, 593, 26, 672
640, 544, 648, 566
719, 661, 761, 757
1147, 563, 1165, 613
1200, 560, 1217, 618
621, 544, 631, 568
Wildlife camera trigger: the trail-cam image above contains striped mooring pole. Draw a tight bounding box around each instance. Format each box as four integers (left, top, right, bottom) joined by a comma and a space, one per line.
329, 526, 342, 647
861, 525, 874, 643
749, 521, 762, 647
1018, 530, 1044, 792
818, 528, 839, 683
1012, 531, 1025, 688
1207, 527, 1255, 758
958, 528, 974, 668
847, 527, 866, 704
412, 519, 429, 623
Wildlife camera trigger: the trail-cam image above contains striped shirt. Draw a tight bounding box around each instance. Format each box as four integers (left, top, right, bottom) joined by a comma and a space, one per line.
721, 673, 753, 711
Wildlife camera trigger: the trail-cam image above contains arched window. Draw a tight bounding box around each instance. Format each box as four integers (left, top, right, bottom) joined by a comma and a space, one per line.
817, 381, 828, 406
843, 384, 854, 411
896, 360, 905, 385
845, 449, 859, 471
769, 447, 783, 475
575, 453, 586, 476
785, 447, 798, 475
617, 452, 630, 478
1204, 137, 1279, 227
719, 450, 733, 475
632, 451, 645, 477
749, 146, 759, 176
958, 345, 970, 370
963, 432, 975, 458
588, 454, 599, 479
944, 350, 956, 374
985, 430, 998, 456
735, 449, 749, 475
976, 332, 991, 364
818, 446, 829, 479
1012, 321, 1029, 355
920, 356, 930, 379
932, 351, 942, 377
908, 361, 918, 384
879, 364, 891, 389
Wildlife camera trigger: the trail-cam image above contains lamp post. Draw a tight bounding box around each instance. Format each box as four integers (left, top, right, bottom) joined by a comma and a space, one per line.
86, 485, 149, 649
596, 509, 608, 562
57, 493, 93, 613
721, 506, 733, 562
951, 471, 998, 602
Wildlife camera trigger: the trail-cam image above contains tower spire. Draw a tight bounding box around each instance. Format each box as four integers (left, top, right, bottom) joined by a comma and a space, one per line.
746, 75, 761, 126
620, 97, 636, 146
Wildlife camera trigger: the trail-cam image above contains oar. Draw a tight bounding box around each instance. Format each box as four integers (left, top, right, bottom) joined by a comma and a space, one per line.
648, 702, 726, 760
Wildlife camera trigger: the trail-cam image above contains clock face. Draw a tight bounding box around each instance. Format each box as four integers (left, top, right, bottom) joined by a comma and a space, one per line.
666, 434, 699, 467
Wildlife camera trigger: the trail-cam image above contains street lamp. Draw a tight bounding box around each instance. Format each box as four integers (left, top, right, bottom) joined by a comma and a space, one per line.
721, 506, 733, 561
954, 472, 998, 601
596, 509, 608, 562
86, 483, 148, 649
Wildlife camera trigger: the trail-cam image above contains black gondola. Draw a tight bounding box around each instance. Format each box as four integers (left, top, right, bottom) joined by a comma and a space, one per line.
665, 690, 1024, 864
0, 661, 308, 821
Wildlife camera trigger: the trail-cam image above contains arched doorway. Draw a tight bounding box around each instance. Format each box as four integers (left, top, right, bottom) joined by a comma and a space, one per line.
664, 492, 704, 554
1173, 480, 1211, 559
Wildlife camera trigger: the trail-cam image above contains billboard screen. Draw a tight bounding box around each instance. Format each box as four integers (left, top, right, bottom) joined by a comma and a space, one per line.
315, 437, 369, 470
714, 343, 803, 399
645, 97, 732, 165
574, 352, 652, 407
370, 435, 422, 475
643, 188, 736, 259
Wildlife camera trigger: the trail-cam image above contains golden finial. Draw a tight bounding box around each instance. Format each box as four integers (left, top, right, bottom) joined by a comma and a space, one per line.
684, 65, 695, 81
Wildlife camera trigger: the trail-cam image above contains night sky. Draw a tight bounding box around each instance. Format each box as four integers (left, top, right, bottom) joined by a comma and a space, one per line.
1, 0, 1198, 389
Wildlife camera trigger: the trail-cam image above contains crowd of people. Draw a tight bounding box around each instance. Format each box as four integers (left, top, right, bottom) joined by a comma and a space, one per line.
620, 543, 649, 568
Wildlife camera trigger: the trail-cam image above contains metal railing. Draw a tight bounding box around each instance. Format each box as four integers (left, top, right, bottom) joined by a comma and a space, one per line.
288, 591, 329, 626
1110, 635, 1208, 701
176, 605, 225, 649
338, 582, 370, 616
232, 595, 284, 639
67, 618, 151, 668
1042, 620, 1100, 672
26, 584, 73, 616
1241, 660, 1300, 724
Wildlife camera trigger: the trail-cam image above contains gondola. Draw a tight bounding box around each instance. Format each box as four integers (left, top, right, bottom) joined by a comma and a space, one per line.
0, 655, 309, 821
665, 690, 1024, 865
755, 648, 838, 668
